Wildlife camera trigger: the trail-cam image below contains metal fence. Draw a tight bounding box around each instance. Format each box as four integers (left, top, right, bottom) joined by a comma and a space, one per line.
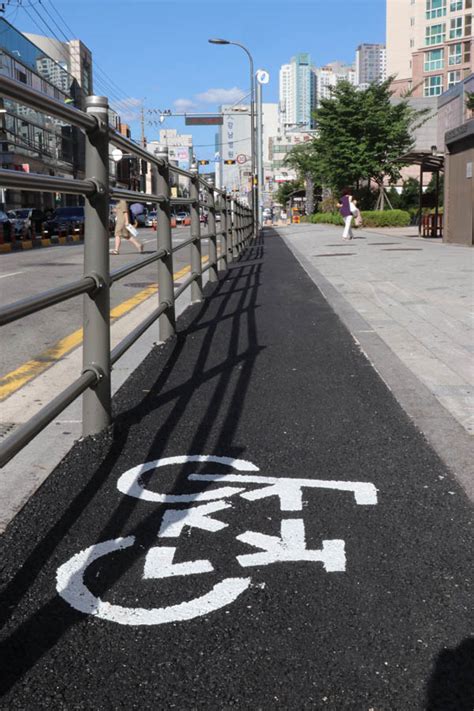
0, 76, 254, 467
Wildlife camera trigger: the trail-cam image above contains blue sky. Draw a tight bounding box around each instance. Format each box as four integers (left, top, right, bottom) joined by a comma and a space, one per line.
6, 0, 386, 164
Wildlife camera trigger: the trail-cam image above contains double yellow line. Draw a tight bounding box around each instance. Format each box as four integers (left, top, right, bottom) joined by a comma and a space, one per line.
0, 262, 195, 401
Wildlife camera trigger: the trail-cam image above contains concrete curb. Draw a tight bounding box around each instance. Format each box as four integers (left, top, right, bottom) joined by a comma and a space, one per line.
0, 234, 83, 253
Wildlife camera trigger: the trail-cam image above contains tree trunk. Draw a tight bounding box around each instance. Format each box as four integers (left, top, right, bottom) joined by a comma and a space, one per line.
305, 173, 314, 214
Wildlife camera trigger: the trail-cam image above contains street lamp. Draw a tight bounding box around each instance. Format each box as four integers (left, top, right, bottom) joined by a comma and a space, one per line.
208, 38, 257, 236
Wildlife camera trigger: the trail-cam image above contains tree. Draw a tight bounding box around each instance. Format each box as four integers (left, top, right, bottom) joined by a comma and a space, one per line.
274, 179, 305, 208
284, 143, 319, 213
286, 79, 429, 203
466, 92, 474, 111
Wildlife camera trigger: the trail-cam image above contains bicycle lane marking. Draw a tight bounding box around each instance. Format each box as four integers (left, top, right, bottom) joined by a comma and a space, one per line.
56, 455, 378, 626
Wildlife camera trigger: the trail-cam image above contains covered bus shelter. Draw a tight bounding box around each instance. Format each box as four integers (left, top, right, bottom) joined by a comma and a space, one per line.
398, 151, 445, 238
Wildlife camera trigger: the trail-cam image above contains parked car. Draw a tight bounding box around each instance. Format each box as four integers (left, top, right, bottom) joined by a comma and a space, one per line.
145, 210, 157, 227
11, 208, 45, 238
45, 206, 85, 236
175, 211, 190, 225
0, 210, 13, 241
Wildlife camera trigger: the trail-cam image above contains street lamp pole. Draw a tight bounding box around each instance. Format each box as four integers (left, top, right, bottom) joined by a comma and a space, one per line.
208, 38, 257, 238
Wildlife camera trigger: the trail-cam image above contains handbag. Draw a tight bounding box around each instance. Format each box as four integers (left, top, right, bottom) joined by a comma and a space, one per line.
126, 224, 138, 238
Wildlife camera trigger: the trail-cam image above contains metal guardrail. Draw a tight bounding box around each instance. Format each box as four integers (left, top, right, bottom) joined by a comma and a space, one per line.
0, 79, 254, 467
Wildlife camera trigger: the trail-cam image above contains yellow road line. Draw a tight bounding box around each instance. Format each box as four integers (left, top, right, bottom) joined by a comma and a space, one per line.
0, 259, 202, 401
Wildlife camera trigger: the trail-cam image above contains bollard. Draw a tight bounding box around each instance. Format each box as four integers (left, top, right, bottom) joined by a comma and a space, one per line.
190, 161, 203, 302
82, 95, 111, 436
206, 177, 218, 283
155, 147, 176, 341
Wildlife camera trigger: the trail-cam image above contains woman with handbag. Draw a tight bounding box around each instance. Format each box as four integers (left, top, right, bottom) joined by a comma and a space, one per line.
337, 188, 354, 240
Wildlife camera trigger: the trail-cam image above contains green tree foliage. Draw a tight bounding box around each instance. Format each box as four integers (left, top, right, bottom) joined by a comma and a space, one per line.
274, 178, 305, 207
466, 92, 474, 111
286, 79, 428, 195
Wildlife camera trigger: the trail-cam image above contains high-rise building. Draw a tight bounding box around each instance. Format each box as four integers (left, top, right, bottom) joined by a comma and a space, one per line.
314, 61, 356, 106
24, 33, 93, 109
279, 53, 317, 129
0, 17, 89, 209
386, 0, 473, 98
355, 43, 387, 88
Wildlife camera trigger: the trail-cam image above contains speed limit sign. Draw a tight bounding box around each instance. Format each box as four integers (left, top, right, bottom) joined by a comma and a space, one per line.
236, 154, 248, 165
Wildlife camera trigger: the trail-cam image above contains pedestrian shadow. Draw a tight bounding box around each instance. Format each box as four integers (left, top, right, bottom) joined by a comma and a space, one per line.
425, 638, 474, 710
0, 234, 266, 697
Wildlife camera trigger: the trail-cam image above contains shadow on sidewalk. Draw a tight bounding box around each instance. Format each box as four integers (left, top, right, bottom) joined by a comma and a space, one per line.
0, 235, 265, 696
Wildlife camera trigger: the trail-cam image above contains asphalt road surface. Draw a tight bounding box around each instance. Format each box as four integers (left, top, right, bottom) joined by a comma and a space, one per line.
0, 226, 208, 380
0, 230, 471, 709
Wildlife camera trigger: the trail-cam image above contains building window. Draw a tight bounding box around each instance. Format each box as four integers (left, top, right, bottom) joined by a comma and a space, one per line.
426, 0, 446, 18
424, 74, 443, 95
425, 23, 446, 44
448, 42, 463, 63
464, 40, 471, 63
447, 70, 462, 86
449, 16, 463, 37
424, 48, 445, 70
449, 0, 462, 9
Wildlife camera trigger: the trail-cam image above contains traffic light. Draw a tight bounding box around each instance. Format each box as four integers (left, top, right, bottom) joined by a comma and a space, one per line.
198, 160, 209, 165
224, 159, 236, 165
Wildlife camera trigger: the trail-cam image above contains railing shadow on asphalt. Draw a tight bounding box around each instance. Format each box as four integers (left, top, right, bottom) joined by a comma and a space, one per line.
425, 637, 474, 711
0, 234, 266, 695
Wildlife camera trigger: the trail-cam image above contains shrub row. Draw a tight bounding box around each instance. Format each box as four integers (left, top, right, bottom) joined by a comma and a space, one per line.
303, 209, 411, 228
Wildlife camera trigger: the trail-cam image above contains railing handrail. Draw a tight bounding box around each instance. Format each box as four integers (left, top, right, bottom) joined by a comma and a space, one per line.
0, 79, 256, 468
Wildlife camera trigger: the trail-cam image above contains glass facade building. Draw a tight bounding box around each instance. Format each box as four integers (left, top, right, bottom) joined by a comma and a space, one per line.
0, 18, 87, 209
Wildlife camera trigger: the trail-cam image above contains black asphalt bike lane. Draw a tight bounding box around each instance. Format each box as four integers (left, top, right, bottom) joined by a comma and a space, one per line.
0, 230, 472, 710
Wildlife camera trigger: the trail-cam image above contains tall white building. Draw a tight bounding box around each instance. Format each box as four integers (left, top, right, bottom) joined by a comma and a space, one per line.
279, 53, 317, 130
314, 61, 356, 106
355, 43, 387, 88
217, 104, 252, 195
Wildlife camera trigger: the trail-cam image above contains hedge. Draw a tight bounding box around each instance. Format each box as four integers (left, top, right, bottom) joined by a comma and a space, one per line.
303, 209, 411, 228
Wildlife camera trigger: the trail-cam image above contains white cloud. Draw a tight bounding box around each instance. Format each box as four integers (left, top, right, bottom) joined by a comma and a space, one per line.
111, 97, 142, 122
174, 98, 197, 112
195, 87, 246, 105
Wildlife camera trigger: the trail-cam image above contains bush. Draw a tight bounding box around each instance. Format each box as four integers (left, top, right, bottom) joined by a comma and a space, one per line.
359, 209, 410, 227
303, 209, 410, 228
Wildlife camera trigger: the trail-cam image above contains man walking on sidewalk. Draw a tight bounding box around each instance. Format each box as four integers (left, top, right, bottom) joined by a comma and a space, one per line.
110, 199, 144, 255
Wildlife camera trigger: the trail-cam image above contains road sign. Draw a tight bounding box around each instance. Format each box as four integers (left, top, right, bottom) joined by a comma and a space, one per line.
256, 69, 270, 85
236, 154, 248, 165
185, 116, 223, 125
111, 148, 123, 162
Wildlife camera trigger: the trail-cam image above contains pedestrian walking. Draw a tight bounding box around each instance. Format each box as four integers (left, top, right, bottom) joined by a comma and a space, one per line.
110, 199, 144, 255
337, 188, 354, 240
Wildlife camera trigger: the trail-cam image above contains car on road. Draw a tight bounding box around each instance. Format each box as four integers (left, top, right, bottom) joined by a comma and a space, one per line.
45, 206, 85, 236
199, 210, 208, 225
145, 210, 157, 228
0, 210, 13, 241
175, 211, 190, 225
10, 208, 46, 239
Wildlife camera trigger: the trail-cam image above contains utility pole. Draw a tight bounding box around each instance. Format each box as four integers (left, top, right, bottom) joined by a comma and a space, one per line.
140, 103, 146, 148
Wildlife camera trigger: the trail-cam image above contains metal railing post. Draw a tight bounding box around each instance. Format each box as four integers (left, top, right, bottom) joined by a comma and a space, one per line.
230, 198, 236, 261
207, 177, 218, 282
220, 193, 228, 269
190, 161, 203, 302
82, 95, 111, 436
234, 201, 240, 258
155, 146, 176, 340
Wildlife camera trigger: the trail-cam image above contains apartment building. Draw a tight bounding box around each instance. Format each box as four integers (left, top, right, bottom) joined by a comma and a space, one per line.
355, 43, 387, 88
314, 62, 356, 106
387, 0, 473, 97
279, 53, 317, 129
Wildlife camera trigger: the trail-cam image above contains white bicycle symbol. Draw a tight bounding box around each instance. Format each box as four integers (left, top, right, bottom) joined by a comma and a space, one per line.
57, 455, 378, 626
